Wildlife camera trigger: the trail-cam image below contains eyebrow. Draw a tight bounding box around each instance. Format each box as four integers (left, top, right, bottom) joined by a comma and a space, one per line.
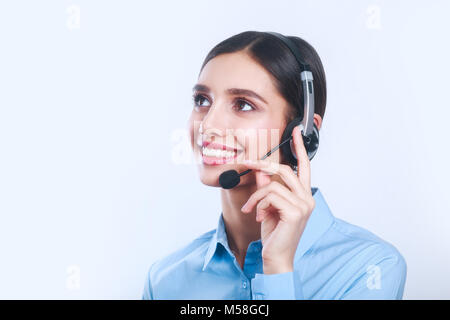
192, 84, 268, 105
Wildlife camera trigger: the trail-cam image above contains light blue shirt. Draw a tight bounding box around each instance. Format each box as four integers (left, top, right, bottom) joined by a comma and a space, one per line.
142, 187, 407, 299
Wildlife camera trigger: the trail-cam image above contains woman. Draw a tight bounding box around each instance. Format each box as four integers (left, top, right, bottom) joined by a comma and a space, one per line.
142, 31, 407, 300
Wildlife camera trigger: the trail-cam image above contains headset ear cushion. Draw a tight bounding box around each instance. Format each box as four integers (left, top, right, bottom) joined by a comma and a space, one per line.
280, 117, 302, 167
281, 118, 320, 165
305, 123, 320, 160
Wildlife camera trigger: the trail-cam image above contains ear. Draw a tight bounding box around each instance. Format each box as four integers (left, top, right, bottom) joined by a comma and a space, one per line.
314, 114, 322, 131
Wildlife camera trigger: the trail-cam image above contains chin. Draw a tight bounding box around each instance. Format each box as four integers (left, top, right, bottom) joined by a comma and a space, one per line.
196, 162, 255, 189
193, 148, 242, 186
197, 164, 229, 187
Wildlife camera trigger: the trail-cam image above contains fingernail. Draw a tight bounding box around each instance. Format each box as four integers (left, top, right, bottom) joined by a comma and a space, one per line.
241, 201, 249, 212
244, 159, 254, 164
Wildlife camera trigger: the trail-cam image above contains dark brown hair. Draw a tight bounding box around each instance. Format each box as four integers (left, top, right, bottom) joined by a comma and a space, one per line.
198, 31, 327, 126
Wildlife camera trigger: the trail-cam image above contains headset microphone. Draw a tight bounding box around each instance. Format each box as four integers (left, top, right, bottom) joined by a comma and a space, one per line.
218, 32, 320, 189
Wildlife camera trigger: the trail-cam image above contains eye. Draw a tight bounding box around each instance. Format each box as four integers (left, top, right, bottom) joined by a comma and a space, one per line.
192, 93, 256, 112
234, 98, 256, 112
192, 93, 211, 108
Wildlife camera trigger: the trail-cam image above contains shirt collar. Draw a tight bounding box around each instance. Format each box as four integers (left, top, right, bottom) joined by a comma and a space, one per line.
202, 187, 335, 271
202, 209, 229, 271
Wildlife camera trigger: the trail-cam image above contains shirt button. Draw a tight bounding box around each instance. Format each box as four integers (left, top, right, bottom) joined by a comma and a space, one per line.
242, 281, 247, 289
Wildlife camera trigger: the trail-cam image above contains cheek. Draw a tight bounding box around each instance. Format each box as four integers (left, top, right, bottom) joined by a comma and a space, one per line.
188, 112, 202, 151
188, 120, 194, 151
240, 119, 285, 159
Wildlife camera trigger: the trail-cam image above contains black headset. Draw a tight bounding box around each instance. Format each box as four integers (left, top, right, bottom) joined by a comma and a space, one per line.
267, 31, 320, 166
219, 32, 320, 189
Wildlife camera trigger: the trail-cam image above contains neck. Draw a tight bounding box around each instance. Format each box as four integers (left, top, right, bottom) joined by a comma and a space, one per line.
220, 181, 261, 258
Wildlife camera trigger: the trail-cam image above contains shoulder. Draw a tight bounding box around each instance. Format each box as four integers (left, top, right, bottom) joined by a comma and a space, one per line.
316, 216, 407, 271
304, 216, 407, 299
145, 228, 216, 282
328, 218, 407, 298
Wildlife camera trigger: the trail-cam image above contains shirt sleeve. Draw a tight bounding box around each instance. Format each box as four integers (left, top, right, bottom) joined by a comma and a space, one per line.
251, 270, 304, 300
340, 251, 407, 300
141, 262, 156, 300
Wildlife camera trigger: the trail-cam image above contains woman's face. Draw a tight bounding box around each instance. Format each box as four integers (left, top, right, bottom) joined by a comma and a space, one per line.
188, 51, 292, 188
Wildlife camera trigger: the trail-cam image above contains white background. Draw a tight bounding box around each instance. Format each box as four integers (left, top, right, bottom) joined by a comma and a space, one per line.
0, 0, 448, 299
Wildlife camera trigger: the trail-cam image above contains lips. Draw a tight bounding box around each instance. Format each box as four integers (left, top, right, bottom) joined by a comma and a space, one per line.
202, 141, 241, 152
199, 140, 244, 165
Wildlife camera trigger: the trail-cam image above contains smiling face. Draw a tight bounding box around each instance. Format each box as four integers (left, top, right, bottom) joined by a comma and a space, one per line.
187, 51, 294, 187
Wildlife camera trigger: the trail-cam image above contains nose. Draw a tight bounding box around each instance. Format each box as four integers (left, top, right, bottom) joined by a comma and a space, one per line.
199, 103, 230, 139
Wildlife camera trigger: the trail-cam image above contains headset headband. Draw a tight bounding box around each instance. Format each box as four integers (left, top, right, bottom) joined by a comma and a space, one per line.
266, 32, 315, 138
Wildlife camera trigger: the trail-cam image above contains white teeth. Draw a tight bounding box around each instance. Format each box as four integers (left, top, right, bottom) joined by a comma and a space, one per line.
202, 147, 236, 158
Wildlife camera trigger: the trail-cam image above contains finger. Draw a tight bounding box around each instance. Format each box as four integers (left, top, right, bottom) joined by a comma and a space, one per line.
255, 192, 297, 223
292, 126, 312, 191
241, 181, 302, 214
255, 169, 271, 190
242, 159, 306, 197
